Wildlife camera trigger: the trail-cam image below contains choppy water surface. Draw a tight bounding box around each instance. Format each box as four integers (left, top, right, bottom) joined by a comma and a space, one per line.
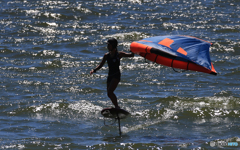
0, 0, 240, 149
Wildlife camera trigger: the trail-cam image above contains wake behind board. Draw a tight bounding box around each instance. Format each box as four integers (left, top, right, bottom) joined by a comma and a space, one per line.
101, 107, 130, 136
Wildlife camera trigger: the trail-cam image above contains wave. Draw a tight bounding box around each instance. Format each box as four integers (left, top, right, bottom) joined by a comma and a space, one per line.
9, 95, 238, 122
9, 100, 102, 121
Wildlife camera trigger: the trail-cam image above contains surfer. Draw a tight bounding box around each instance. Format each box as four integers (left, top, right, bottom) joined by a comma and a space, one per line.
90, 38, 134, 109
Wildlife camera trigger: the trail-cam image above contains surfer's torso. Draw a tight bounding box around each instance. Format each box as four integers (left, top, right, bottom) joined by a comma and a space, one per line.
106, 52, 121, 83
106, 52, 120, 76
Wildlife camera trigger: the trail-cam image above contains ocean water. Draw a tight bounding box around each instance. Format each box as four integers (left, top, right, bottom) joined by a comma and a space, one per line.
0, 0, 240, 149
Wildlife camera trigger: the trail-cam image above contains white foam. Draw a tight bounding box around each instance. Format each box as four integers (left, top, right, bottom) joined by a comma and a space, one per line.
68, 100, 103, 116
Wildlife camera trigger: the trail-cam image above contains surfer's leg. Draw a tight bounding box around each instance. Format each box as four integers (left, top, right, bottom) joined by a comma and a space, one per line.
107, 78, 120, 109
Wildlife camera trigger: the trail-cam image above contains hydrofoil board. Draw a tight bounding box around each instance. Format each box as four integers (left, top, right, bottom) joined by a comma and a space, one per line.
101, 107, 130, 136
101, 107, 130, 119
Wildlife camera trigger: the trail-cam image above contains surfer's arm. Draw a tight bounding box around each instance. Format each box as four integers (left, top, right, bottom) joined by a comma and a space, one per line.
119, 51, 134, 58
90, 54, 107, 75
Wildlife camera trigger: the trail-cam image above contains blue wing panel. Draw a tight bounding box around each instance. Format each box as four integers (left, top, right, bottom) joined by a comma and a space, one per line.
138, 35, 212, 70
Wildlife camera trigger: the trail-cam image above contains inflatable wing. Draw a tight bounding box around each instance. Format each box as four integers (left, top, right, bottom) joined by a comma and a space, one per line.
130, 35, 217, 75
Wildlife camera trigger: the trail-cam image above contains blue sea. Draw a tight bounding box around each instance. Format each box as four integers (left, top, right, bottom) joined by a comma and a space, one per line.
0, 0, 240, 149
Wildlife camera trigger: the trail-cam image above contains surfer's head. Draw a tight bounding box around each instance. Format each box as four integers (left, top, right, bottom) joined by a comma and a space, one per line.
107, 38, 118, 51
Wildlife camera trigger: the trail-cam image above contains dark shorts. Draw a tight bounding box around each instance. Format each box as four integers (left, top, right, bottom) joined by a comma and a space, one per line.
107, 73, 121, 83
